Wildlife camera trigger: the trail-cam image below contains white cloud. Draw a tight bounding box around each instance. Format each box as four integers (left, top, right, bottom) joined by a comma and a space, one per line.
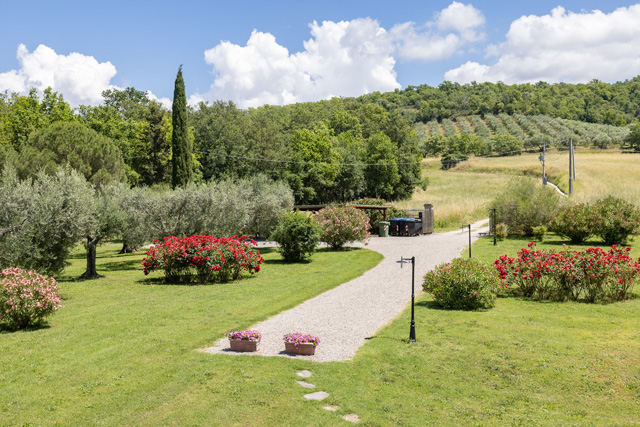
445, 4, 640, 84
146, 90, 172, 110
435, 1, 485, 41
0, 44, 118, 106
192, 2, 485, 108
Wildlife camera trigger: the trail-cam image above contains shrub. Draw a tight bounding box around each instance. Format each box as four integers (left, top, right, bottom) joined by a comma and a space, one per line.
0, 167, 95, 275
549, 203, 594, 243
494, 243, 640, 302
496, 223, 508, 241
423, 258, 498, 310
593, 196, 640, 245
490, 178, 561, 236
0, 267, 62, 330
532, 225, 547, 242
142, 234, 263, 283
270, 212, 321, 262
314, 206, 370, 249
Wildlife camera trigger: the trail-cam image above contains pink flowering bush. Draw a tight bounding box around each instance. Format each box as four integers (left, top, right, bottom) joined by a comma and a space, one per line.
494, 243, 640, 302
314, 206, 370, 249
423, 258, 498, 310
0, 267, 62, 330
142, 234, 263, 283
283, 332, 320, 347
226, 329, 262, 341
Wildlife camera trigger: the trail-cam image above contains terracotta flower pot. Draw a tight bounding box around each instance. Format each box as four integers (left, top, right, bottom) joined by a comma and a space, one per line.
284, 342, 316, 355
229, 338, 260, 352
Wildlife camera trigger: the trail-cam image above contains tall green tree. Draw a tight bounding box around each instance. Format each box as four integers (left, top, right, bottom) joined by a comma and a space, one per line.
171, 66, 192, 188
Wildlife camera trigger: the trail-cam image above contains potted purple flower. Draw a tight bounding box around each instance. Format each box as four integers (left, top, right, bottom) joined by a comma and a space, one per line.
226, 329, 262, 352
283, 332, 320, 355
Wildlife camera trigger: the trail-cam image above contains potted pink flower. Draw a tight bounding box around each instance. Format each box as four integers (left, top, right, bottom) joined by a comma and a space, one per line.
283, 332, 320, 355
226, 329, 261, 352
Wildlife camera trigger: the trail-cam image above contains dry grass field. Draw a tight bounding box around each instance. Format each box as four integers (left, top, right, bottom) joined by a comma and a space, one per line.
396, 150, 640, 229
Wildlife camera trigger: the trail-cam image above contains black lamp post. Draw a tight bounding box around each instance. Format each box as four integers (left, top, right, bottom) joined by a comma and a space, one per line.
488, 208, 497, 246
397, 256, 416, 342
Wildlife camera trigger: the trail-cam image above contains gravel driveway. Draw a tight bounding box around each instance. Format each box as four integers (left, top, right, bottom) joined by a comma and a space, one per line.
202, 219, 490, 362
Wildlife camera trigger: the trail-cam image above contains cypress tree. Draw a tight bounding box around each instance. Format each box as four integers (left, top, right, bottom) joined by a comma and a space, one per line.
171, 65, 192, 188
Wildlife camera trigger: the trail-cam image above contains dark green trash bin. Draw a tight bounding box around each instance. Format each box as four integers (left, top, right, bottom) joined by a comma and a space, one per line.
378, 221, 390, 237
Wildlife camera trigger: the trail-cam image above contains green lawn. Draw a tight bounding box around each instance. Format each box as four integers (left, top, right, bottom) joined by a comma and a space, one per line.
3, 238, 640, 426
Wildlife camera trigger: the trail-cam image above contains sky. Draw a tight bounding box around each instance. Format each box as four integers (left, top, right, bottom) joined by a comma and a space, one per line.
1, 1, 639, 109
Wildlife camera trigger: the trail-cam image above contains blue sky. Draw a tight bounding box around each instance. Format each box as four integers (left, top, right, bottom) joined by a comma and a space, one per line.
1, 1, 639, 108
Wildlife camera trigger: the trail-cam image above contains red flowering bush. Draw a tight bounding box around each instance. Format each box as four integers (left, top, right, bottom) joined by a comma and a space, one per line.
549, 203, 595, 243
314, 206, 370, 249
423, 258, 498, 310
494, 243, 640, 302
142, 234, 263, 283
551, 197, 640, 245
0, 267, 63, 330
593, 196, 640, 245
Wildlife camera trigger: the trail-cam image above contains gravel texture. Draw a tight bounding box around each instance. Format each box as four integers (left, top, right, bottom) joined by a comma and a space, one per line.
202, 219, 489, 362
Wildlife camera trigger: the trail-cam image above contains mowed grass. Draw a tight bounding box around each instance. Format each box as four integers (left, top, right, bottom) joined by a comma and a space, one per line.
3, 237, 640, 425
0, 242, 383, 426
399, 150, 640, 229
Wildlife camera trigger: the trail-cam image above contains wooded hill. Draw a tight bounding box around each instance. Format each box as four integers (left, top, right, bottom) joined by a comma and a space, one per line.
1, 77, 639, 205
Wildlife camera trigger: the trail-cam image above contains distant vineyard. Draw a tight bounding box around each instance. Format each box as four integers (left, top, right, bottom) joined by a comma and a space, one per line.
419, 114, 630, 149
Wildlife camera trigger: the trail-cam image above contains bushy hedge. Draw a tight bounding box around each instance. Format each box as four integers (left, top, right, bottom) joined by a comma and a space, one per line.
490, 178, 561, 236
314, 206, 370, 249
550, 196, 640, 245
0, 267, 62, 330
142, 234, 263, 283
549, 203, 593, 243
270, 212, 321, 262
423, 258, 498, 310
494, 243, 640, 302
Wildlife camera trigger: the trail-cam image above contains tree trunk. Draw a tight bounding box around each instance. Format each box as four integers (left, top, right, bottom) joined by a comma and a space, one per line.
80, 237, 103, 279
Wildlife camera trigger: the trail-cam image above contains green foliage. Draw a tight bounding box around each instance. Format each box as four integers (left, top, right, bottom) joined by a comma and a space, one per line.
143, 177, 293, 240
0, 88, 76, 149
550, 203, 594, 243
496, 223, 508, 240
314, 205, 371, 249
270, 212, 321, 262
626, 121, 640, 151
532, 225, 547, 242
0, 167, 94, 275
491, 178, 561, 236
423, 258, 498, 310
15, 121, 127, 187
592, 196, 640, 245
171, 66, 192, 188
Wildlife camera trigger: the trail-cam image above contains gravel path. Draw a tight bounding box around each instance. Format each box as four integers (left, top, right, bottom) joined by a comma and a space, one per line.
202, 219, 490, 362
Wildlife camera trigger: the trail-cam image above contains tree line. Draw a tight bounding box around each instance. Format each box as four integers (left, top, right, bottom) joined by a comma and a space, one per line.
0, 85, 423, 204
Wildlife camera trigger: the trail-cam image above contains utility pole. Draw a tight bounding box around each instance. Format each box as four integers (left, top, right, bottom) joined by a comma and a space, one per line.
571, 140, 576, 180
539, 141, 547, 185
568, 138, 573, 196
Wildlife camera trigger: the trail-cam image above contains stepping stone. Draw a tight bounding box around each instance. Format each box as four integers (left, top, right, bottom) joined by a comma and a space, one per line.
296, 380, 316, 389
296, 370, 312, 378
343, 414, 360, 423
323, 406, 338, 412
304, 391, 329, 401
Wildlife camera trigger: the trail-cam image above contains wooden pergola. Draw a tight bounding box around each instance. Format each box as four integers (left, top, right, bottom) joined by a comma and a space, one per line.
293, 204, 393, 221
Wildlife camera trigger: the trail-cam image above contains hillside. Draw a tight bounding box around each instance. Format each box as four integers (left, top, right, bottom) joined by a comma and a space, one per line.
397, 151, 640, 229
415, 114, 630, 149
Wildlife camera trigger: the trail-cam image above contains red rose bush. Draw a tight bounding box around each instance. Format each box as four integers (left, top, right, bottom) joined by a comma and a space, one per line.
143, 234, 263, 283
